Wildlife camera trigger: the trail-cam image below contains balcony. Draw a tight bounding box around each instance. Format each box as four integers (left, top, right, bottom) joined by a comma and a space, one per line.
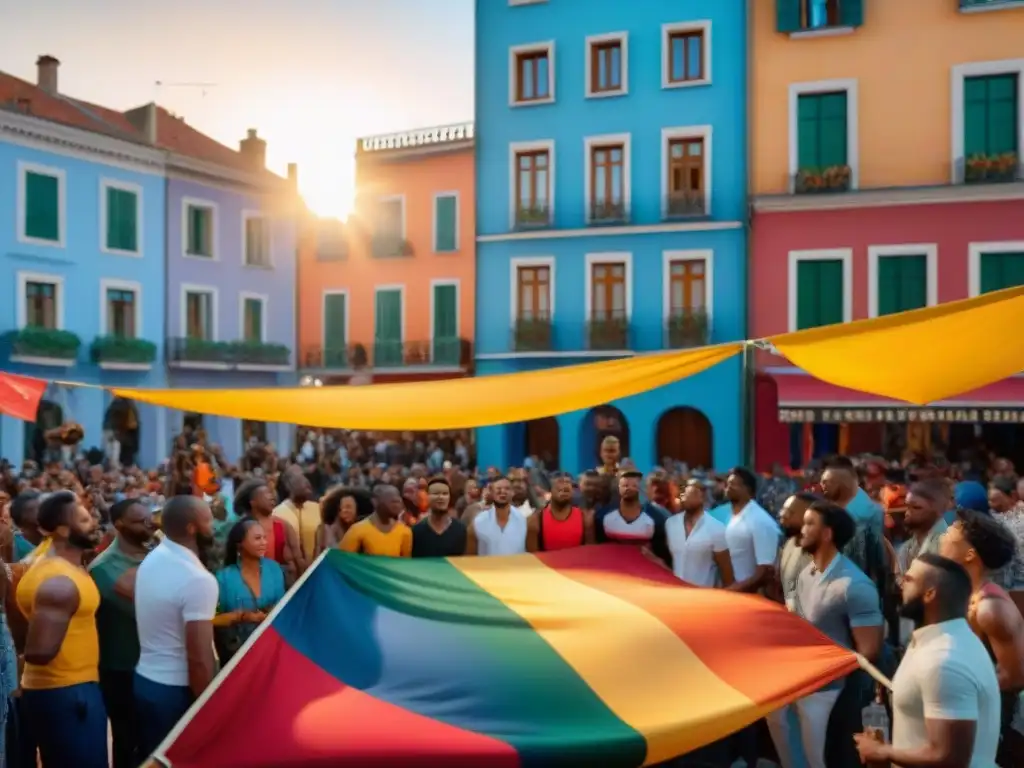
506, 314, 639, 354
587, 201, 629, 226
960, 0, 1024, 11
956, 153, 1023, 185
167, 338, 291, 371
301, 338, 473, 371
666, 310, 710, 349
90, 335, 157, 371
371, 234, 414, 258
793, 165, 852, 194
4, 327, 81, 367
663, 192, 706, 219
514, 203, 551, 230
513, 317, 554, 352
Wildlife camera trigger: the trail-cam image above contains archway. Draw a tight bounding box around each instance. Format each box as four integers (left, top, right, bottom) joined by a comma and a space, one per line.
104, 397, 140, 467
524, 417, 559, 470
580, 405, 630, 468
24, 399, 63, 465
656, 407, 713, 470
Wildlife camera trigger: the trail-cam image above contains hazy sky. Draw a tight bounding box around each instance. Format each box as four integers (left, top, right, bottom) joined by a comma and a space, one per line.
2, 0, 475, 217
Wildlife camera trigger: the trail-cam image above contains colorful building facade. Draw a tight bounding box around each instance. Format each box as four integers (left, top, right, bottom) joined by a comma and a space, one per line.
750, 1, 1024, 468
297, 123, 475, 386
473, 0, 749, 474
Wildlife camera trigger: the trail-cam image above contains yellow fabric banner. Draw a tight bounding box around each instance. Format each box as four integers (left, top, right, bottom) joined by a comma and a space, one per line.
769, 285, 1024, 405
112, 343, 743, 430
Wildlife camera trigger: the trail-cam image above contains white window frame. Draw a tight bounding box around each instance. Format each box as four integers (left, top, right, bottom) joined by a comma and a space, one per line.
99, 278, 143, 337
432, 191, 460, 253
509, 41, 556, 107
429, 278, 461, 362
321, 289, 351, 351
508, 139, 556, 229
509, 256, 556, 325
16, 270, 65, 329
17, 161, 67, 248
585, 32, 629, 99
373, 283, 406, 344
583, 133, 632, 223
786, 248, 854, 332
375, 194, 407, 239
866, 244, 939, 318
99, 178, 143, 257
661, 125, 713, 218
181, 197, 219, 260
661, 20, 712, 90
967, 240, 1024, 297
950, 59, 1024, 184
662, 249, 714, 344
179, 283, 219, 340
788, 79, 860, 191
584, 251, 634, 322
239, 291, 269, 343
241, 210, 273, 268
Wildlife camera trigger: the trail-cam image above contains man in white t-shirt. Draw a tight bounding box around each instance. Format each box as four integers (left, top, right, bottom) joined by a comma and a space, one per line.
134, 495, 219, 760
856, 553, 1000, 767
665, 479, 734, 587
723, 467, 781, 593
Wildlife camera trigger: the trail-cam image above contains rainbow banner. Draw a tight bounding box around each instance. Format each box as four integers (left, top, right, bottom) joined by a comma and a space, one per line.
155, 546, 858, 767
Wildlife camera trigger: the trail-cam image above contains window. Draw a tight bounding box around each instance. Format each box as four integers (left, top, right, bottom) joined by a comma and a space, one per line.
185, 290, 215, 340
374, 287, 403, 366
875, 255, 928, 316
589, 139, 627, 222
516, 265, 551, 320
662, 22, 709, 88
244, 215, 271, 267
25, 280, 58, 328
432, 282, 459, 364
668, 260, 707, 315
795, 90, 851, 192
664, 251, 712, 347
106, 288, 137, 338
511, 43, 554, 105
790, 252, 851, 331
434, 194, 458, 252
663, 127, 710, 217
103, 182, 139, 253
979, 251, 1024, 293
587, 34, 627, 97
20, 164, 63, 244
964, 74, 1019, 174
185, 203, 215, 257
588, 258, 629, 350
371, 197, 407, 256
242, 296, 264, 342
323, 292, 349, 367
776, 0, 864, 34
514, 146, 552, 226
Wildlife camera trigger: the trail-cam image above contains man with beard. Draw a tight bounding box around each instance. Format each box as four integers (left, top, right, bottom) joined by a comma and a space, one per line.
467, 476, 527, 556
940, 509, 1024, 766
412, 477, 467, 557
820, 456, 886, 596
595, 470, 670, 565
88, 498, 155, 768
340, 484, 413, 557
133, 495, 218, 760
663, 479, 734, 587
527, 472, 595, 553
856, 554, 1000, 767
723, 467, 780, 594
776, 492, 815, 610
894, 480, 950, 645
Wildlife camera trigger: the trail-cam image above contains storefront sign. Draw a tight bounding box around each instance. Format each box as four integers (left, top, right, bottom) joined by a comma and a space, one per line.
778, 407, 1024, 424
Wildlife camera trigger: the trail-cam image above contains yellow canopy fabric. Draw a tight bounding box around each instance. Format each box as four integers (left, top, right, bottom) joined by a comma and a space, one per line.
769, 285, 1024, 405
112, 344, 742, 431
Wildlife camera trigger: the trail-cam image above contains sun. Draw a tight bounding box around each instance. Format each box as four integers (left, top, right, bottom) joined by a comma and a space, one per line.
299, 161, 356, 220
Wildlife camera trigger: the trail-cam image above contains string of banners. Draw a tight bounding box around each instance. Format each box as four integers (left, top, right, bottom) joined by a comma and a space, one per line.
778, 407, 1024, 425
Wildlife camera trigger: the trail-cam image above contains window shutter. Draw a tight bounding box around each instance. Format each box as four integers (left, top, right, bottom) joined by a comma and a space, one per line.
980, 253, 1024, 293
25, 172, 59, 241
776, 0, 802, 33
323, 294, 348, 366
796, 260, 844, 330
987, 74, 1018, 155
840, 0, 864, 28
435, 196, 457, 252
797, 94, 822, 169
375, 290, 403, 366
819, 93, 848, 167
432, 284, 458, 364
878, 255, 926, 316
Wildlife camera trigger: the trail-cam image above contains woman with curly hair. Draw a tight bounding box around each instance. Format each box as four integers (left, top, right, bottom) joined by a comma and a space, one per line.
315, 486, 371, 556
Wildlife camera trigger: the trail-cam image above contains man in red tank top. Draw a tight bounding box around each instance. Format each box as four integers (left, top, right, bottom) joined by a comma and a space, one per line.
526, 473, 594, 552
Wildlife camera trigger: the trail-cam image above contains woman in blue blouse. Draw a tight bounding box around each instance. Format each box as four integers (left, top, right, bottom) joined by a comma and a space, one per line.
214, 517, 286, 665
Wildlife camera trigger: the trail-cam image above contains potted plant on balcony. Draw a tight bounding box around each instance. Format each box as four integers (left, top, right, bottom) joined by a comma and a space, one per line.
514, 317, 552, 351
667, 310, 709, 348
7, 327, 81, 364
965, 152, 1019, 183
90, 335, 157, 366
181, 338, 230, 363
589, 316, 629, 350
796, 164, 851, 193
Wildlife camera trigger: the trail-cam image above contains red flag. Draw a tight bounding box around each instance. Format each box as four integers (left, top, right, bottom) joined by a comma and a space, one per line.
0, 373, 47, 421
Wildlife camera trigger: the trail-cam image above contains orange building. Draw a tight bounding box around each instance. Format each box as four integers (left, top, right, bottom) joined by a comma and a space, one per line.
297, 123, 475, 384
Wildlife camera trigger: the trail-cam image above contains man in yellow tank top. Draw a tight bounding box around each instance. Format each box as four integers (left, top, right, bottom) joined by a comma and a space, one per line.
16, 490, 107, 768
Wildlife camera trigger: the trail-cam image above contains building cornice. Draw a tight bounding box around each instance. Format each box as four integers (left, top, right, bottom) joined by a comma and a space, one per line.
165, 152, 288, 192
752, 181, 1024, 213
357, 122, 474, 163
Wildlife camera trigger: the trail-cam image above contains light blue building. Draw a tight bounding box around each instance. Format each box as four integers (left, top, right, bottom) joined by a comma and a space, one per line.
0, 66, 168, 468
474, 0, 748, 474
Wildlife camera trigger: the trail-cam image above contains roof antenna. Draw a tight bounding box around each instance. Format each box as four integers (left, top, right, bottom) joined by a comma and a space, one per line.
155, 81, 218, 99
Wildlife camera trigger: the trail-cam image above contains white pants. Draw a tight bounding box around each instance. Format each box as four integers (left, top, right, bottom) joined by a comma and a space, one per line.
766, 688, 841, 768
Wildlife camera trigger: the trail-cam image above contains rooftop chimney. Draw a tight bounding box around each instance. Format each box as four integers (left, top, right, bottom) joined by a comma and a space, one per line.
239, 128, 267, 170
124, 102, 158, 144
36, 55, 60, 95
287, 163, 298, 191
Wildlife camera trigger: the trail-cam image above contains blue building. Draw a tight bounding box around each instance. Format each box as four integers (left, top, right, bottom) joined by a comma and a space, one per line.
474, 0, 748, 474
0, 58, 168, 468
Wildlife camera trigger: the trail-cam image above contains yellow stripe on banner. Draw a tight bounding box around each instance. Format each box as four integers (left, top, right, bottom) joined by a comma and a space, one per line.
450, 555, 755, 765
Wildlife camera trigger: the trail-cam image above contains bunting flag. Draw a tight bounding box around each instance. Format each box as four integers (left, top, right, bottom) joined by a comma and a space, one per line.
154, 546, 857, 768
0, 372, 47, 422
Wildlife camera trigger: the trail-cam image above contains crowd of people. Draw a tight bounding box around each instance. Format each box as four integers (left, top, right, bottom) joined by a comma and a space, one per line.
0, 421, 1022, 767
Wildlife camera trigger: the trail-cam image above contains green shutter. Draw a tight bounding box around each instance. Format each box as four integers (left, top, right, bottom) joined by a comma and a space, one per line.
188, 206, 209, 256
432, 283, 459, 364
374, 289, 403, 366
244, 298, 263, 342
840, 0, 864, 28
323, 293, 348, 368
797, 93, 848, 171
980, 252, 1024, 294
776, 0, 802, 33
796, 260, 845, 330
435, 196, 458, 252
965, 75, 1019, 157
106, 187, 138, 252
24, 171, 60, 242
877, 255, 927, 316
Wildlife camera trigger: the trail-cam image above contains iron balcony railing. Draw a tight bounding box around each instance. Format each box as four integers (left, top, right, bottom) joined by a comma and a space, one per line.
514, 203, 551, 230
665, 310, 710, 349
663, 192, 706, 219
510, 314, 641, 353
167, 337, 291, 367
301, 338, 472, 370
587, 201, 629, 225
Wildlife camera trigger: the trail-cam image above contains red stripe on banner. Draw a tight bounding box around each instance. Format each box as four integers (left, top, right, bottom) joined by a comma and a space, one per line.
0, 373, 46, 422
163, 627, 521, 768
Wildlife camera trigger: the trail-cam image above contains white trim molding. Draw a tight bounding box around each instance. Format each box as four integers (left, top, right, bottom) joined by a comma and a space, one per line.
321, 289, 351, 350
508, 139, 556, 229
661, 125, 713, 218
509, 255, 556, 326
662, 249, 714, 344
968, 240, 1024, 297
16, 161, 67, 248
432, 191, 460, 253
179, 283, 220, 340
583, 133, 632, 223
479, 219, 741, 243
239, 291, 269, 343
584, 251, 634, 321
376, 194, 407, 239
99, 178, 143, 257
181, 197, 219, 260
585, 31, 629, 99
98, 278, 144, 336
786, 248, 854, 332
866, 244, 939, 318
661, 20, 712, 90
509, 40, 556, 107
16, 270, 65, 329
373, 283, 406, 344
241, 210, 273, 268
787, 78, 860, 192
950, 59, 1024, 184
428, 278, 462, 362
